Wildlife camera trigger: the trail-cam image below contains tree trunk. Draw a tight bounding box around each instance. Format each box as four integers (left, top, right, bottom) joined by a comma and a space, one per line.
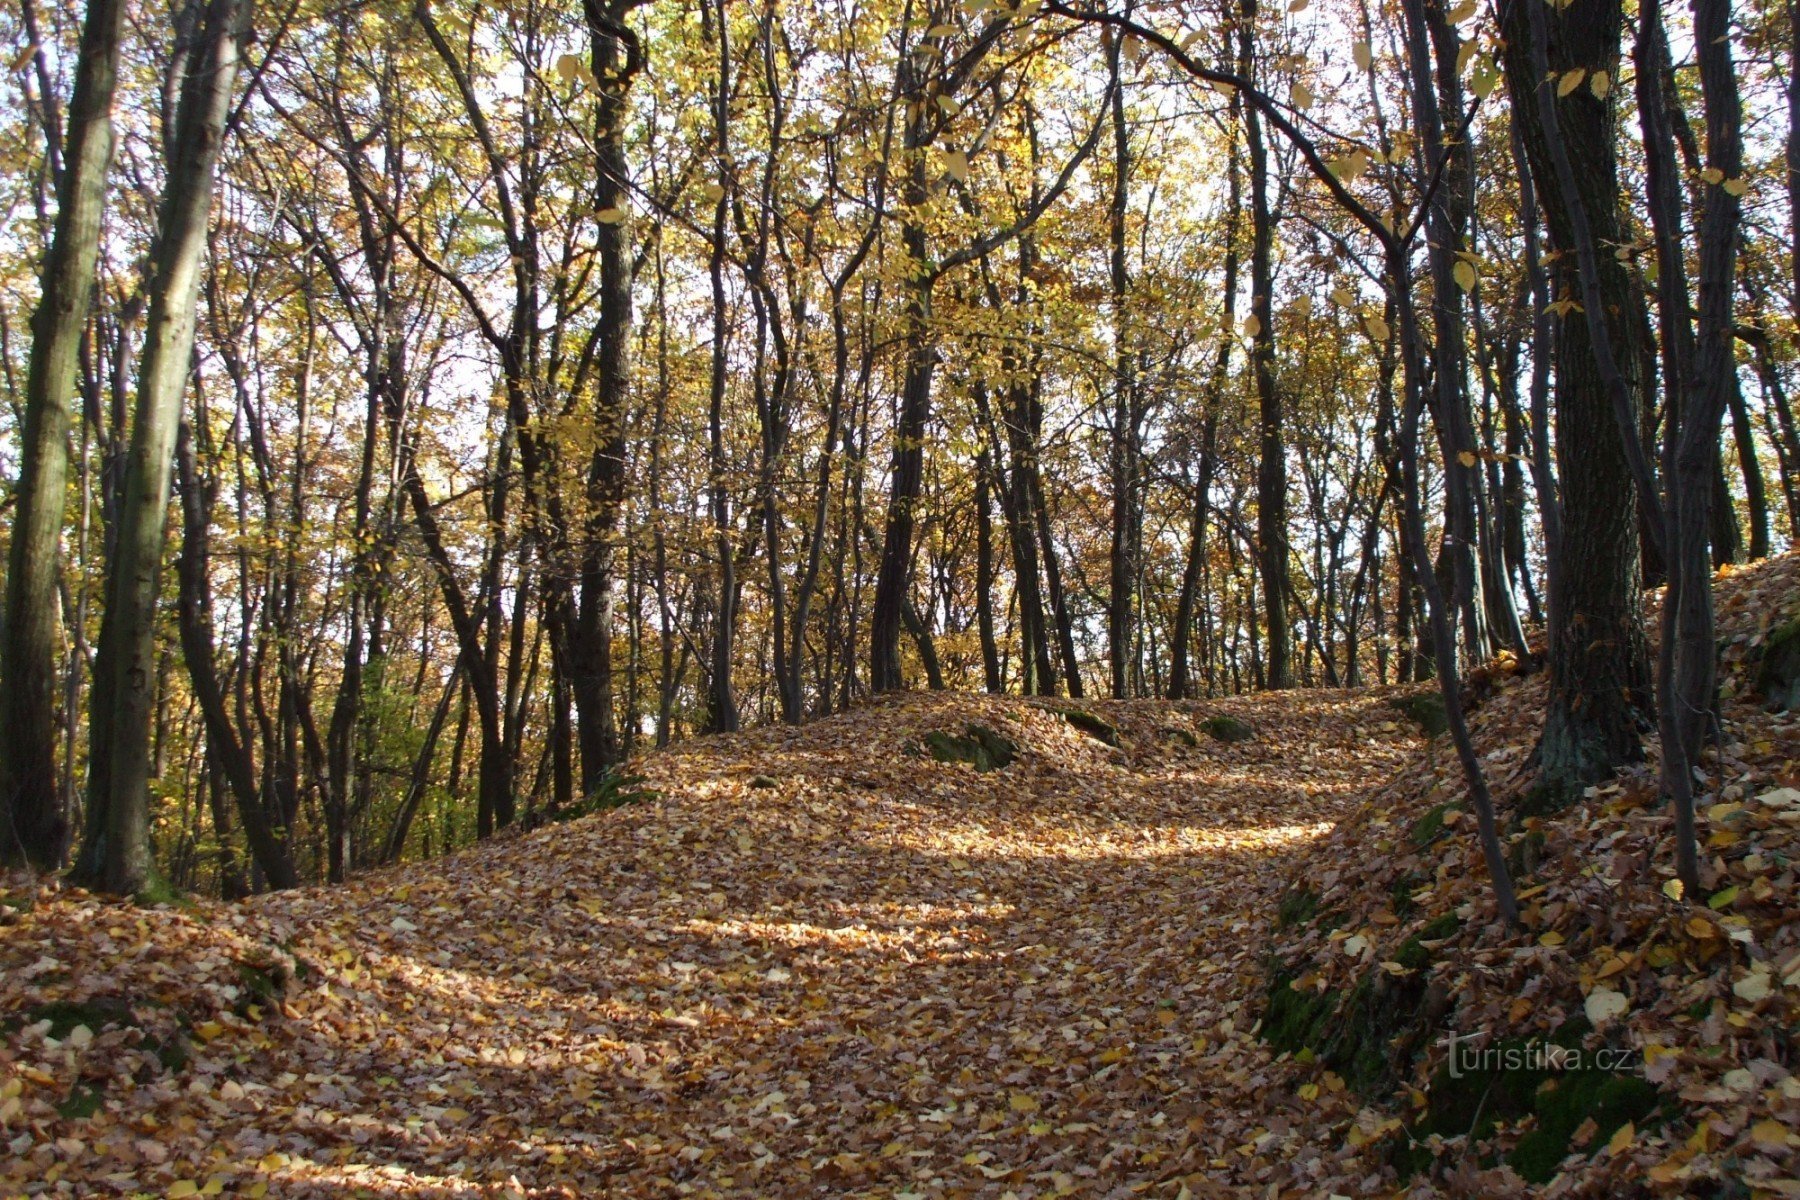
76, 0, 253, 896
1500, 0, 1652, 799
2, 0, 128, 871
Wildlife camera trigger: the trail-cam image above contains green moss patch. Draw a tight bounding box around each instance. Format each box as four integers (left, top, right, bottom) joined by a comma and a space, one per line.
1042, 707, 1121, 747
1408, 803, 1458, 849
922, 724, 1018, 771
1263, 916, 1458, 1098
1392, 1020, 1659, 1183
1756, 615, 1800, 711
1390, 693, 1450, 738
1200, 714, 1256, 743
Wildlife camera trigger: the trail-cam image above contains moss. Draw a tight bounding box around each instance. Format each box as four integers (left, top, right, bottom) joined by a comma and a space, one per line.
1393, 915, 1460, 972
1201, 714, 1256, 743
1393, 1018, 1658, 1183
8, 997, 191, 1079
1263, 972, 1339, 1055
15, 998, 135, 1040
749, 775, 778, 789
922, 724, 1017, 771
1162, 726, 1199, 748
1390, 693, 1450, 738
1389, 872, 1425, 918
56, 1082, 105, 1120
1756, 615, 1800, 712
1050, 708, 1121, 747
1408, 803, 1458, 849
1277, 888, 1319, 930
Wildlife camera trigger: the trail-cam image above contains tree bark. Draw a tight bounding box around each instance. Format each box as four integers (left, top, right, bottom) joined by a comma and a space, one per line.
2, 0, 128, 871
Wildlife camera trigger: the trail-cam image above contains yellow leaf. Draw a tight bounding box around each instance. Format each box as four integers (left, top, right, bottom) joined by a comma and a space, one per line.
1750, 1119, 1793, 1149
1454, 260, 1477, 292
1362, 313, 1390, 341
554, 54, 581, 83
1538, 929, 1564, 946
1331, 286, 1356, 307
1722, 177, 1749, 196
1352, 41, 1373, 70
194, 1021, 225, 1042
1242, 312, 1262, 338
1447, 0, 1478, 22
940, 148, 970, 182
596, 207, 627, 225
168, 1184, 199, 1199
1606, 1121, 1635, 1156
1291, 81, 1314, 109
1557, 68, 1587, 97
1662, 878, 1684, 901
1008, 1092, 1040, 1113
1701, 166, 1725, 184
702, 182, 725, 202
441, 1106, 472, 1122
1590, 69, 1611, 97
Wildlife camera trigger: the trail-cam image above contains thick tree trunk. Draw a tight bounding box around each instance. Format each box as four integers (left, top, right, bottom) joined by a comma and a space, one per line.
76, 0, 253, 896
574, 0, 640, 782
1500, 0, 1652, 798
2, 0, 128, 871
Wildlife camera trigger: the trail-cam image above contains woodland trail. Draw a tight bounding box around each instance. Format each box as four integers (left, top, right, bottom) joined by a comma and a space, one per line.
3, 688, 1430, 1198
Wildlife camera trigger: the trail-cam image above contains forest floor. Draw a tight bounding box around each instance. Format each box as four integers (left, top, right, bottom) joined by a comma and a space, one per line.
3, 555, 1799, 1200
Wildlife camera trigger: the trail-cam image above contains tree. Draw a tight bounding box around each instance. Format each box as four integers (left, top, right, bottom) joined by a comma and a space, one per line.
0, 0, 127, 870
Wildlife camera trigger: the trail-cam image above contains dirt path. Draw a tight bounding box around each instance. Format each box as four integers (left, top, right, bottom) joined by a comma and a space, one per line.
3, 689, 1424, 1198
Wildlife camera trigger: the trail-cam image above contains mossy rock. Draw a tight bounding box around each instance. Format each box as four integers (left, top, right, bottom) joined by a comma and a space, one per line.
1047, 707, 1121, 747
1390, 692, 1450, 738
1757, 615, 1800, 712
1200, 714, 1256, 743
12, 997, 136, 1040
922, 724, 1017, 771
1162, 726, 1199, 748
1394, 1018, 1659, 1183
7, 996, 190, 1080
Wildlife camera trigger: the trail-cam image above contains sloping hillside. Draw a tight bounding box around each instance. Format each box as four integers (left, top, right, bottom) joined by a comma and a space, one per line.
2, 555, 1796, 1199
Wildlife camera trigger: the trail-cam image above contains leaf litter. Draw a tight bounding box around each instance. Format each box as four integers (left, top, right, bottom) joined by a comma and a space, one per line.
2, 552, 1797, 1198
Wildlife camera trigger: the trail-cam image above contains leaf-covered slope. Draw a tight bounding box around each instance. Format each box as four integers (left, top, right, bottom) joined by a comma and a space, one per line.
1264, 551, 1800, 1196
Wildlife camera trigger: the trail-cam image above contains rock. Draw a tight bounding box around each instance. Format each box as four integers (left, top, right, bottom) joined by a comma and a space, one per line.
1756, 615, 1800, 711
1389, 692, 1450, 738
1049, 707, 1121, 747
1200, 714, 1255, 743
922, 724, 1017, 771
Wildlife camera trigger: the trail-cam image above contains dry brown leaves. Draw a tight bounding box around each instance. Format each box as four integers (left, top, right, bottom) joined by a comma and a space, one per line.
2, 554, 1795, 1199
1270, 551, 1800, 1198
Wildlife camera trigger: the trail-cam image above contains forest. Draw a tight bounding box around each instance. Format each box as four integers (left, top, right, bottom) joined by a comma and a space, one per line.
3, 0, 1800, 1192
2, 0, 1791, 902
